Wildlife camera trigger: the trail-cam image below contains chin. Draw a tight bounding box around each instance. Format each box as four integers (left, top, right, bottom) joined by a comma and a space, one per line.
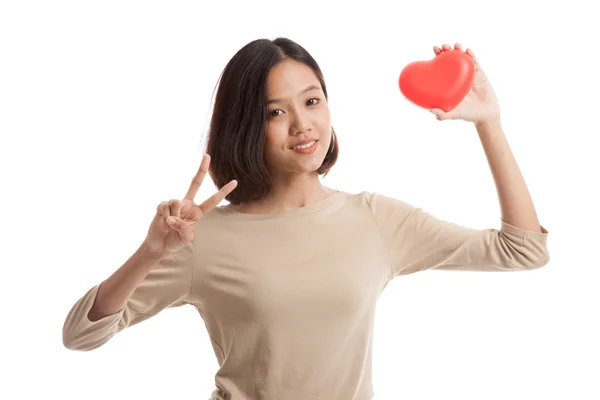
302, 158, 327, 173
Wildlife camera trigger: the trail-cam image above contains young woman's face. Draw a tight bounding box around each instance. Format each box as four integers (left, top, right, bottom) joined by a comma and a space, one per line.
263, 59, 332, 178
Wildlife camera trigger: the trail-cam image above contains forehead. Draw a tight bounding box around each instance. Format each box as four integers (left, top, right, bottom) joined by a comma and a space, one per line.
266, 60, 320, 96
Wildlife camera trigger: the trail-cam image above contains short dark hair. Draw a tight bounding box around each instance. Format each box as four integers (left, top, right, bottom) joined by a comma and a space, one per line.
204, 37, 339, 205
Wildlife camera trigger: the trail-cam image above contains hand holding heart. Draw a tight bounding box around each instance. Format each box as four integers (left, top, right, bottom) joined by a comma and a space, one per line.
430, 43, 500, 124
400, 43, 500, 125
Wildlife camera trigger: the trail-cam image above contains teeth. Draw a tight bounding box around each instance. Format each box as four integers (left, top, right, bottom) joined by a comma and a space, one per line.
292, 140, 316, 150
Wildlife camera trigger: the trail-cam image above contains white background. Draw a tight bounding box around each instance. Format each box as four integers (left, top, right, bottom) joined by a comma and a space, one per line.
1, 1, 598, 399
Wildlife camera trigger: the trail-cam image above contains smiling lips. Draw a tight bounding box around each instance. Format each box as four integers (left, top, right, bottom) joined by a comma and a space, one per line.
291, 139, 318, 154
290, 138, 318, 149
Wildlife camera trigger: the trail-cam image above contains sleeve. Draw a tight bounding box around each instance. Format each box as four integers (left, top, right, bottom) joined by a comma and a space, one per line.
364, 192, 550, 277
62, 240, 194, 351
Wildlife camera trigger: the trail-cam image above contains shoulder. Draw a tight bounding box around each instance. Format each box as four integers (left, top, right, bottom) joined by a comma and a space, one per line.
360, 190, 420, 217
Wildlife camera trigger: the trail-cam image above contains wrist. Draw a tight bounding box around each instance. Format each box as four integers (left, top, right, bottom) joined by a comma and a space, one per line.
475, 114, 502, 131
140, 240, 169, 262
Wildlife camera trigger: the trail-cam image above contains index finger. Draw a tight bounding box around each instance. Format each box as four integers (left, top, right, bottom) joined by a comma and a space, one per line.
198, 179, 238, 214
184, 154, 210, 202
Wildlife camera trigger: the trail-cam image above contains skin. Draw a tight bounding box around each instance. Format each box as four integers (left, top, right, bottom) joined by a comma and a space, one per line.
229, 59, 338, 214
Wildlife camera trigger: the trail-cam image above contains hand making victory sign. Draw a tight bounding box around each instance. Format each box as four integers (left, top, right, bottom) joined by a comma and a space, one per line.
430, 43, 501, 126
144, 154, 238, 255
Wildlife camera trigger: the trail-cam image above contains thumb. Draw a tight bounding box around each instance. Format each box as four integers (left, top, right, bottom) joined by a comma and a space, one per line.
430, 108, 447, 120
166, 216, 185, 230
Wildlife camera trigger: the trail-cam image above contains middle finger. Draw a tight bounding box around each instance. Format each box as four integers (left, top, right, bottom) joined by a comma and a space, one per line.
184, 154, 210, 202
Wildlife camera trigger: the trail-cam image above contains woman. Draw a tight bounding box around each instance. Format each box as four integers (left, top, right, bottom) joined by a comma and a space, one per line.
62, 37, 550, 400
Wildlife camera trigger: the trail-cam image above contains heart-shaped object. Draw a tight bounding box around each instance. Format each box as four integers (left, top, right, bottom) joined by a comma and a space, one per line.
399, 49, 475, 112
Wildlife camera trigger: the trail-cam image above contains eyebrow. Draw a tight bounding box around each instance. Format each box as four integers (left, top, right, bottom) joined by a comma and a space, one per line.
266, 84, 321, 105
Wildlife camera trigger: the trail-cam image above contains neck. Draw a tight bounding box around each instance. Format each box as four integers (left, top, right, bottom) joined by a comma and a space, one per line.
232, 173, 336, 215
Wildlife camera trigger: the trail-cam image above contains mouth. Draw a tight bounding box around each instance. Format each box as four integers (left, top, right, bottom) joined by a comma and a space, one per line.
290, 140, 318, 150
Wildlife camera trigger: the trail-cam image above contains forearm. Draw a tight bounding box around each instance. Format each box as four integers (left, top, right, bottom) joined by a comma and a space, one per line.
88, 241, 168, 321
475, 118, 543, 233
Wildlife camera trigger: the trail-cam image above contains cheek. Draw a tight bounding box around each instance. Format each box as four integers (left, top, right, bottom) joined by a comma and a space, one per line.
315, 107, 332, 129
264, 123, 288, 152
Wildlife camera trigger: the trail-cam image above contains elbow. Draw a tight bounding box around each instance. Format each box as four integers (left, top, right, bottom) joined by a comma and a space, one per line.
498, 231, 550, 271
62, 315, 89, 351
62, 316, 79, 350
498, 220, 550, 271
528, 250, 550, 270
62, 336, 81, 351
523, 240, 551, 270
62, 333, 81, 351
62, 321, 111, 351
62, 328, 88, 351
511, 248, 550, 271
62, 331, 106, 351
62, 284, 121, 351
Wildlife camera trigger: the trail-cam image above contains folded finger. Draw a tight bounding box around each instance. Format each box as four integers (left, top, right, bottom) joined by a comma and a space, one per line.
169, 199, 183, 218
157, 201, 170, 216
162, 203, 172, 218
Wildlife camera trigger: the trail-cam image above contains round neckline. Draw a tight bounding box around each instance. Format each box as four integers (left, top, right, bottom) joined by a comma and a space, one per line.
217, 189, 346, 220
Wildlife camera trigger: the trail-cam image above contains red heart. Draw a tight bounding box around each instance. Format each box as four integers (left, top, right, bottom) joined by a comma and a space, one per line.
399, 49, 475, 112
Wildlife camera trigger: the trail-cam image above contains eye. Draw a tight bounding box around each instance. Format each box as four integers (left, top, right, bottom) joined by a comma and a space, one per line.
268, 98, 320, 118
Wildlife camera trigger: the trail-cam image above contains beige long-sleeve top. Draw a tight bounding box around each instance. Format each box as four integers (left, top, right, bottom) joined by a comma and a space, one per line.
63, 190, 550, 400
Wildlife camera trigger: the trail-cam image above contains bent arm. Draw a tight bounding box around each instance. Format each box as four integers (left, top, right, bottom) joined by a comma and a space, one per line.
62, 240, 193, 351
88, 241, 167, 321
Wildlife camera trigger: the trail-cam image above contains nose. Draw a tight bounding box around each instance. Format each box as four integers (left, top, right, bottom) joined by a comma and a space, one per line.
291, 108, 311, 135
